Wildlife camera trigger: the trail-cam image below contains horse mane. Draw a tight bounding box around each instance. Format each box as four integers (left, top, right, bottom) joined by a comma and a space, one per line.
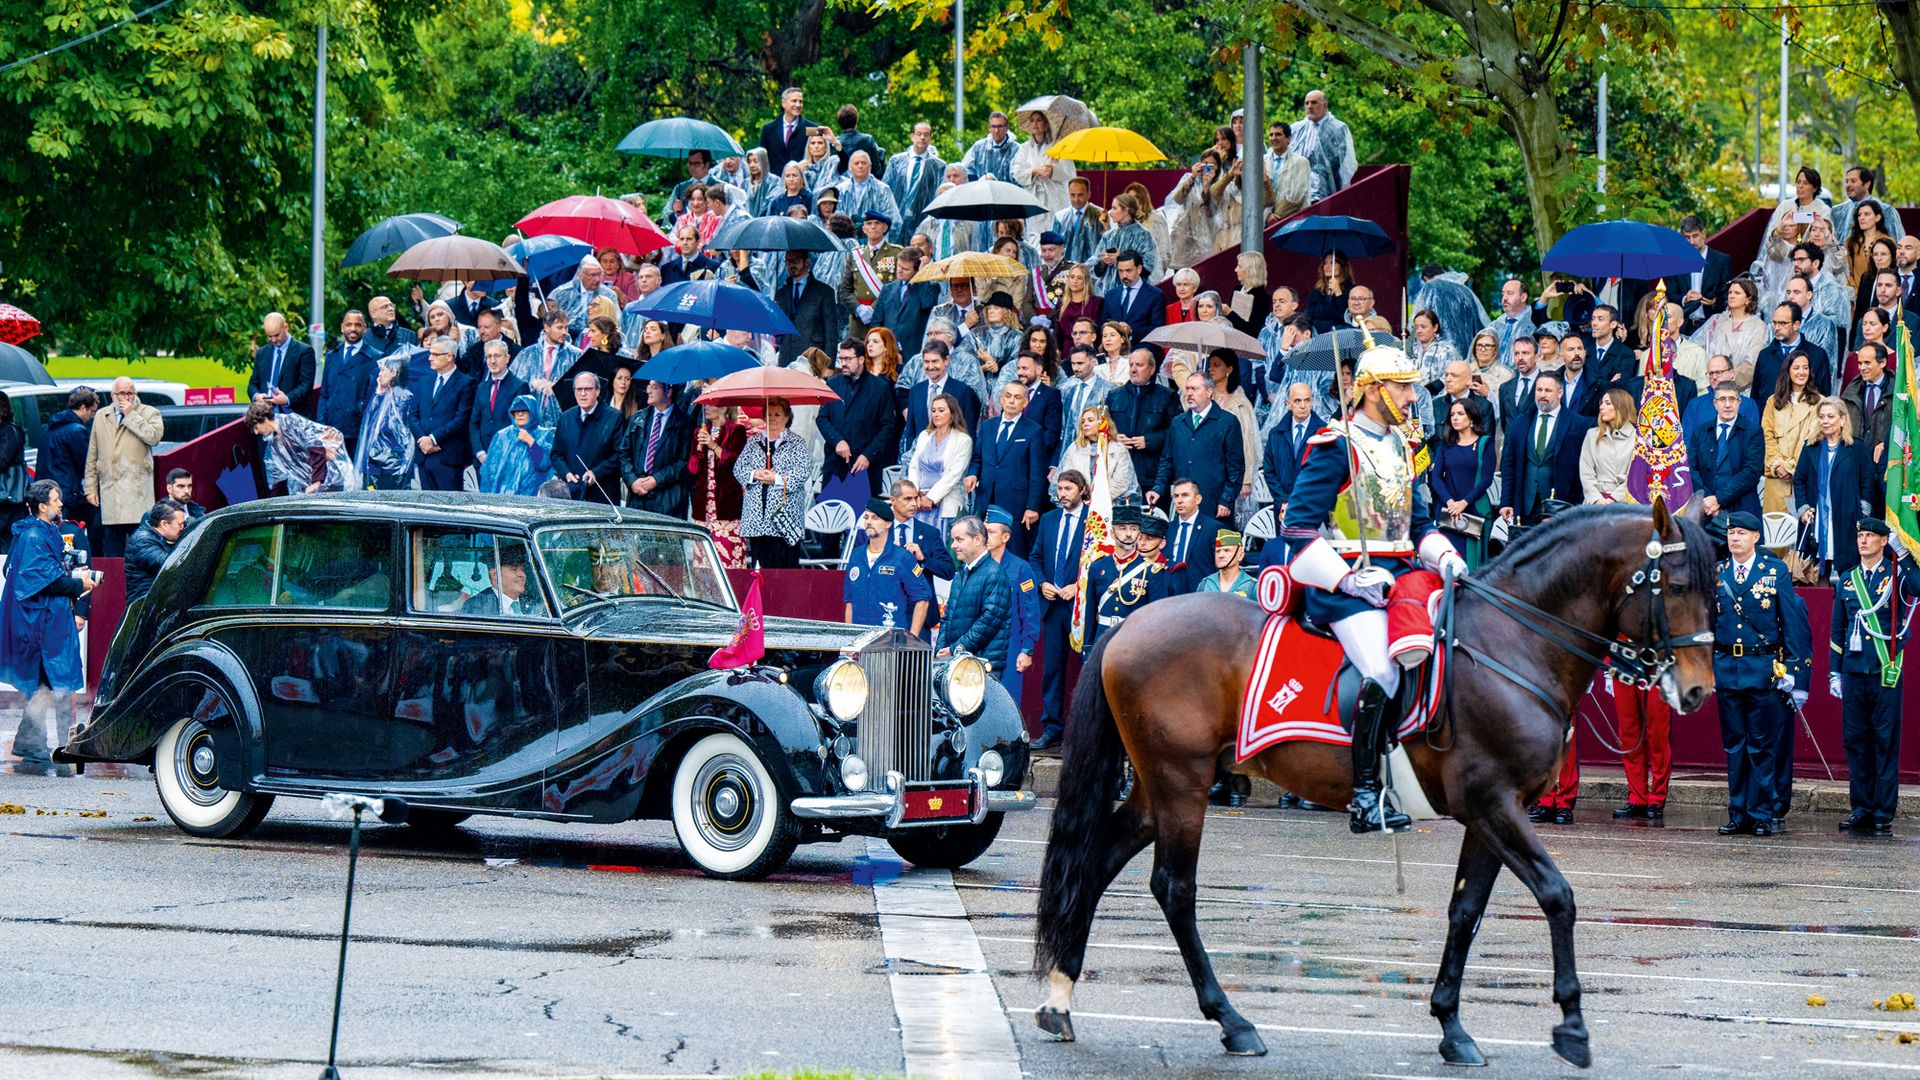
1480, 502, 1714, 596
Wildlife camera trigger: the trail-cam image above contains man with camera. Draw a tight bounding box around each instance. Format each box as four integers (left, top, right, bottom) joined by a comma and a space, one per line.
2, 480, 101, 775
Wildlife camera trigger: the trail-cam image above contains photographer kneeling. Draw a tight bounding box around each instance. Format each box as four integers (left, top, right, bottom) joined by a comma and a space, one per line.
3, 480, 100, 774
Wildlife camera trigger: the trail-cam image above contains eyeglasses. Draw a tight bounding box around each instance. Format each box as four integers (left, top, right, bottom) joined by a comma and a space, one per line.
112, 390, 136, 398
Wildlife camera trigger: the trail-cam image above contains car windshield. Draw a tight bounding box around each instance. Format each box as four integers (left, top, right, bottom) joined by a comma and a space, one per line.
535, 526, 734, 612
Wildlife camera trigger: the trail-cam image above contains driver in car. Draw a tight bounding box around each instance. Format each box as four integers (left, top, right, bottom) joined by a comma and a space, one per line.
464, 548, 541, 617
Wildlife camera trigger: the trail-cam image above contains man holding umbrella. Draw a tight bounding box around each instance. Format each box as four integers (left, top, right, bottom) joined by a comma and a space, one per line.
620, 380, 693, 516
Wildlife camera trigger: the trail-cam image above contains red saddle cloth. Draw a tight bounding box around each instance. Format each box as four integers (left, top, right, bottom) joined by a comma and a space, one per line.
1236, 607, 1445, 762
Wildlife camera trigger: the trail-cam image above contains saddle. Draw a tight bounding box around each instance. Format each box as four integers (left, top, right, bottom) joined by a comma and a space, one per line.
1236, 613, 1440, 761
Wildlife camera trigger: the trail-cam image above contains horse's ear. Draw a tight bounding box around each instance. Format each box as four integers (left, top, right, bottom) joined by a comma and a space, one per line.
1650, 493, 1671, 536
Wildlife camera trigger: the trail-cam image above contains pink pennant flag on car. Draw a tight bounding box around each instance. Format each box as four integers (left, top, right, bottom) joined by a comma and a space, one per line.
710, 571, 767, 669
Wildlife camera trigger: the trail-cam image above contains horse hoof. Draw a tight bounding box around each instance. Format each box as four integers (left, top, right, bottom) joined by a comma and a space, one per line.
1438, 1035, 1487, 1067
1221, 1027, 1268, 1056
1551, 1023, 1591, 1069
1035, 1006, 1075, 1042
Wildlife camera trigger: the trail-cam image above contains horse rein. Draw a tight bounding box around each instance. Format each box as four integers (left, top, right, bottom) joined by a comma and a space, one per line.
1435, 526, 1715, 724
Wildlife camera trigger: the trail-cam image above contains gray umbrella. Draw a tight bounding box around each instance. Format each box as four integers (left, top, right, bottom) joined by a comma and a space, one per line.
920, 178, 1047, 222
0, 342, 55, 385
1285, 328, 1403, 372
1143, 321, 1265, 360
1015, 94, 1098, 142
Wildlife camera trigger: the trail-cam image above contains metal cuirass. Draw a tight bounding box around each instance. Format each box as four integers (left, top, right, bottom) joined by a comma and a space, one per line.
1325, 420, 1416, 556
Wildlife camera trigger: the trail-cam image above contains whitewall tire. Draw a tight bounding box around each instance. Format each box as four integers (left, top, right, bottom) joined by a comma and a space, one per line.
153, 716, 272, 838
670, 732, 797, 880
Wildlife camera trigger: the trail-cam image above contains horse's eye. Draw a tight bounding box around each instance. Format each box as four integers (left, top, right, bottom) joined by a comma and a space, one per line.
1670, 583, 1687, 596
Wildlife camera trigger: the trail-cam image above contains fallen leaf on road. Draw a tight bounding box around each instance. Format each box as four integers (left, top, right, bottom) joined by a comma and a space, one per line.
0, 804, 22, 814
1806, 994, 1826, 1007
132, 815, 156, 822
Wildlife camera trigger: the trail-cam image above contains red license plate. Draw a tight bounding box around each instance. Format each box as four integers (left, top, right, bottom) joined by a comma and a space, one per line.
900, 785, 971, 822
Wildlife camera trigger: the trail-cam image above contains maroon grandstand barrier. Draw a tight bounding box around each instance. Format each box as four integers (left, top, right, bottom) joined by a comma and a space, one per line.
151, 417, 265, 509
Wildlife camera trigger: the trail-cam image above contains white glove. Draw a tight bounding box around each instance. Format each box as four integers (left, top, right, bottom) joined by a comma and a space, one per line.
1829, 674, 1844, 699
1792, 689, 1809, 709
1438, 550, 1469, 582
857, 303, 876, 322
1773, 675, 1794, 693
1338, 565, 1395, 608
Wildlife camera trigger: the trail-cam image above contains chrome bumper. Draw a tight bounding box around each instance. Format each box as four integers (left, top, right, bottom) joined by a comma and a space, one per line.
791, 767, 1036, 828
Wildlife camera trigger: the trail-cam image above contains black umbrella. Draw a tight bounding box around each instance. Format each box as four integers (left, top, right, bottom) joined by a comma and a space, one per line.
710, 215, 840, 253
1284, 328, 1402, 372
343, 212, 463, 268
559, 349, 634, 391
920, 178, 1047, 222
0, 341, 55, 385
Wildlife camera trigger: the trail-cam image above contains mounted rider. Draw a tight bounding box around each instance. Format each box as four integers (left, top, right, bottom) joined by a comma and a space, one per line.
1269, 332, 1467, 833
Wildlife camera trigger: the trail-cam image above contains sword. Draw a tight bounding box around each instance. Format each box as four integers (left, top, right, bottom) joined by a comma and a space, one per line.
1791, 700, 1837, 782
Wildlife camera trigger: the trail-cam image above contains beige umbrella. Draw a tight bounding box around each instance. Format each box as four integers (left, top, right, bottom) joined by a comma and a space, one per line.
1014, 94, 1098, 142
912, 251, 1028, 283
386, 236, 525, 282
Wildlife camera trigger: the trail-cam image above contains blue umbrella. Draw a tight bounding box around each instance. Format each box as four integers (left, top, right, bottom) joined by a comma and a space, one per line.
634, 340, 763, 384
711, 215, 840, 253
1269, 215, 1395, 259
342, 212, 462, 268
473, 235, 593, 293
1540, 220, 1704, 280
616, 117, 745, 159
627, 279, 796, 336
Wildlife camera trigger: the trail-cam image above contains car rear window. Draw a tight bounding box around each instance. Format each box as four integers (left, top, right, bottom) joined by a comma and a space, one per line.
201, 522, 391, 610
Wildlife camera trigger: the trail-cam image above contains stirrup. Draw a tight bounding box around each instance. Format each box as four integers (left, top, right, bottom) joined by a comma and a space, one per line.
1348, 787, 1411, 834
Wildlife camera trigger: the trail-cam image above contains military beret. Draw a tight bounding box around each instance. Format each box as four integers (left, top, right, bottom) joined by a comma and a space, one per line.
1858, 516, 1892, 537
1724, 511, 1762, 535
1039, 230, 1065, 246
865, 496, 893, 520
863, 208, 892, 225
983, 505, 1015, 527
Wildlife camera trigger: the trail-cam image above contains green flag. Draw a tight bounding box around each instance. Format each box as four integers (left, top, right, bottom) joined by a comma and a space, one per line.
1890, 321, 1920, 552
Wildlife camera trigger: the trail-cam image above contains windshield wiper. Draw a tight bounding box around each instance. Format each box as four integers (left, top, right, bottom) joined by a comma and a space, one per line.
633, 559, 690, 607
562, 582, 609, 603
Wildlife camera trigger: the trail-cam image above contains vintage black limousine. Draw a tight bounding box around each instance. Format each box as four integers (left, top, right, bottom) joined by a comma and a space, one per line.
61, 493, 1035, 879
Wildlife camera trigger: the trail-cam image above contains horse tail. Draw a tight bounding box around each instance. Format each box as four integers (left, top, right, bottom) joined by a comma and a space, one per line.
1034, 631, 1127, 980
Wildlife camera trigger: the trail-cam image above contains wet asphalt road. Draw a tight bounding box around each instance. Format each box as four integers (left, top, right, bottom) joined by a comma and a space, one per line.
3, 760, 1919, 1080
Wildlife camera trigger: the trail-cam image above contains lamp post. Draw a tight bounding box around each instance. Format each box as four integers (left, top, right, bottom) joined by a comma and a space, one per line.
308, 18, 328, 363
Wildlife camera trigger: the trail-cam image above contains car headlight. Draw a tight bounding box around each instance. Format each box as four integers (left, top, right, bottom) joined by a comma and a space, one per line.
978, 749, 1005, 787
814, 658, 868, 722
840, 753, 869, 792
943, 655, 988, 717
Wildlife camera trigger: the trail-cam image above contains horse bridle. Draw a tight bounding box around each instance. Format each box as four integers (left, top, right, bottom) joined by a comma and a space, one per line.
1438, 524, 1716, 717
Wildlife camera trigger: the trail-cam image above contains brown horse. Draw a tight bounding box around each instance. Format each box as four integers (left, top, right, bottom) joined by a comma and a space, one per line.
1032, 501, 1717, 1069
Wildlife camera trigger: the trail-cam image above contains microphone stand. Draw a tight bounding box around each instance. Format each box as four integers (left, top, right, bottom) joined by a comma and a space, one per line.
318, 794, 407, 1080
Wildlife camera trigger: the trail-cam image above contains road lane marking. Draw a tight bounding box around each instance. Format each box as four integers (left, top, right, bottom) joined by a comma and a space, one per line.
1685, 1013, 1920, 1035
1782, 882, 1920, 896
868, 839, 1022, 1080
976, 936, 1819, 990
1803, 1059, 1920, 1072
1258, 852, 1660, 879
951, 881, 1394, 914
1002, 1006, 1550, 1047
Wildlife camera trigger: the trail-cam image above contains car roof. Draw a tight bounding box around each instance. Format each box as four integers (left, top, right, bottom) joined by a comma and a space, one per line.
214, 491, 697, 531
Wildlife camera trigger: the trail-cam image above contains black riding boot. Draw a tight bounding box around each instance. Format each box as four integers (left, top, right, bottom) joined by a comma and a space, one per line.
1349, 679, 1412, 835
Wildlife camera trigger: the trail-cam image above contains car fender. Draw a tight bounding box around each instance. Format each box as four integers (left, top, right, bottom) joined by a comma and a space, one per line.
67, 639, 261, 776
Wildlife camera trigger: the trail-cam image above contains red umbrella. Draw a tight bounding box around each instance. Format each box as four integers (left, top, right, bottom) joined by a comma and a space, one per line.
516, 195, 671, 257
0, 304, 41, 345
695, 367, 840, 407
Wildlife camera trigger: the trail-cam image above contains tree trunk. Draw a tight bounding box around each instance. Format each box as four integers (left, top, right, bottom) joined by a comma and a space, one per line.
1495, 74, 1580, 254
1879, 2, 1920, 148
760, 0, 827, 86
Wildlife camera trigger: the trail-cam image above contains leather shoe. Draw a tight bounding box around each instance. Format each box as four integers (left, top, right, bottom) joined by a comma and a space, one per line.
1278, 792, 1302, 810
1645, 804, 1665, 820
1717, 821, 1750, 836
1550, 807, 1574, 826
1207, 781, 1233, 806
1838, 815, 1872, 834
1611, 804, 1647, 820
1750, 822, 1774, 837
1526, 805, 1552, 824
1031, 732, 1061, 751
1874, 822, 1894, 836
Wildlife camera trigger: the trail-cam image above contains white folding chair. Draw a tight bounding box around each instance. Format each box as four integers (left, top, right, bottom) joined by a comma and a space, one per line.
1243, 505, 1277, 542
1761, 511, 1798, 553
879, 464, 905, 496
798, 499, 858, 569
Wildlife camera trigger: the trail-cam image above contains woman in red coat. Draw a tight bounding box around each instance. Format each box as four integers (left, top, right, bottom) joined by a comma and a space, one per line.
1165, 266, 1202, 325
1053, 263, 1104, 353
689, 403, 749, 568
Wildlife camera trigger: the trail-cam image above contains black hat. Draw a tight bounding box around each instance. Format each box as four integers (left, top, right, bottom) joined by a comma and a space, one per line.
1858, 516, 1892, 537
1112, 505, 1142, 529
864, 496, 892, 520
1039, 230, 1065, 246
1135, 509, 1168, 539
986, 290, 1017, 311
1724, 511, 1762, 535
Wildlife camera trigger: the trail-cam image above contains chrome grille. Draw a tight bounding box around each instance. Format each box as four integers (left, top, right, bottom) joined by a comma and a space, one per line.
855, 629, 934, 782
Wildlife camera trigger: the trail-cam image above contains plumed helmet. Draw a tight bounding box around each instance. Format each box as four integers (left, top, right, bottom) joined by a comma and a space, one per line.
1352, 328, 1421, 388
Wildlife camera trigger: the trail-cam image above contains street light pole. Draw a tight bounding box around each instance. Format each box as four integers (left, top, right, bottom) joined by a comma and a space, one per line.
1777, 15, 1790, 197
1241, 38, 1265, 256
953, 0, 965, 134
308, 18, 328, 363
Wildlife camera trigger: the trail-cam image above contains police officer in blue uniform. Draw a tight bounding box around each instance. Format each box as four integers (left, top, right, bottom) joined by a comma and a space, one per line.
1712, 511, 1811, 837
844, 497, 931, 634
984, 505, 1042, 708
1828, 517, 1920, 834
1081, 504, 1172, 654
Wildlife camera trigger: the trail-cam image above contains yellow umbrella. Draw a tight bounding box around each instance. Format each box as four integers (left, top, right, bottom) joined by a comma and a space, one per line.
1046, 126, 1166, 165
912, 251, 1027, 284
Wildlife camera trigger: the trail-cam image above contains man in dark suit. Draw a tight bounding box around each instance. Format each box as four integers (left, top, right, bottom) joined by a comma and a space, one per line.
1497, 336, 1542, 426
447, 284, 497, 328
1436, 360, 1496, 435
460, 309, 512, 378
1499, 370, 1591, 524
249, 312, 318, 417
1663, 215, 1733, 332
657, 226, 723, 286
968, 381, 1049, 558
1686, 382, 1765, 523
403, 338, 478, 491
1161, 479, 1223, 594
1857, 270, 1920, 344
468, 340, 529, 468
1101, 250, 1164, 341
1262, 381, 1323, 517
1015, 353, 1064, 462
364, 294, 416, 359
550, 372, 623, 502
904, 341, 982, 435
1556, 335, 1602, 418
818, 341, 899, 496
776, 250, 843, 364
1840, 342, 1895, 511
872, 247, 937, 356
1028, 470, 1089, 748
620, 380, 692, 516
1107, 347, 1178, 492
318, 310, 375, 455
1751, 301, 1830, 404
884, 477, 954, 640
759, 87, 819, 170
1152, 371, 1244, 521
1585, 306, 1636, 394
